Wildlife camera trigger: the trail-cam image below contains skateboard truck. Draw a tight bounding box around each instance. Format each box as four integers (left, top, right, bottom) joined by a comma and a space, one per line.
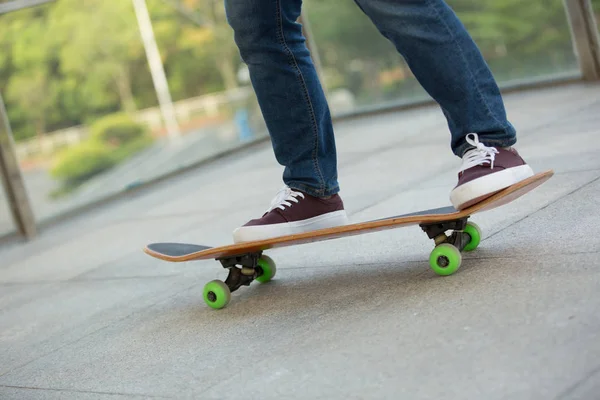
200, 251, 278, 309
419, 216, 481, 277
419, 217, 471, 250
218, 252, 263, 293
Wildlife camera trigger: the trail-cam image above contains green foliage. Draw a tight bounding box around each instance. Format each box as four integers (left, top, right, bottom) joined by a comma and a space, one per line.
90, 113, 147, 145
50, 114, 153, 190
51, 142, 116, 185
305, 0, 579, 104
112, 134, 154, 162
0, 0, 240, 141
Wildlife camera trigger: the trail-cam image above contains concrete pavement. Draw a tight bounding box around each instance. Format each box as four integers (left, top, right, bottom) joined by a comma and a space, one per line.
1, 82, 600, 399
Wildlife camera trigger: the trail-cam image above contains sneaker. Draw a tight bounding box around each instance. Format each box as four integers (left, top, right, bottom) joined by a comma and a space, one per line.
233, 186, 349, 243
450, 133, 534, 210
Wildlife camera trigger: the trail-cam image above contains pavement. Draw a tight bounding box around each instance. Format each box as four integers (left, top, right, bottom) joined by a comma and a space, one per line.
1, 82, 600, 399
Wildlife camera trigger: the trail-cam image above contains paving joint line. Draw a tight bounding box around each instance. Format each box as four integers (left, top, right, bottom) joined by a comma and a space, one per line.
0, 280, 203, 379
0, 384, 172, 398
482, 174, 600, 244
0, 275, 180, 286
553, 363, 600, 400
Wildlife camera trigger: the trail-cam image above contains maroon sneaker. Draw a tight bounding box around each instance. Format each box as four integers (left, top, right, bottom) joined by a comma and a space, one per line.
233, 187, 349, 243
450, 133, 534, 210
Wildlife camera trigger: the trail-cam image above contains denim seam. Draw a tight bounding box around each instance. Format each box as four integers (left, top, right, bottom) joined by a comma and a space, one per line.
275, 0, 326, 195
425, 0, 509, 132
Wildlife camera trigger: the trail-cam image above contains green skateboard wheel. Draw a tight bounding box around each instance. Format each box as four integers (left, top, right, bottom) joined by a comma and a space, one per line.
256, 255, 276, 283
429, 243, 462, 276
463, 222, 482, 252
203, 280, 231, 309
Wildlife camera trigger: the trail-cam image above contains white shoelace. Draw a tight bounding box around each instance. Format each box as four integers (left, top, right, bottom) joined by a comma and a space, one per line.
265, 186, 305, 213
459, 133, 499, 173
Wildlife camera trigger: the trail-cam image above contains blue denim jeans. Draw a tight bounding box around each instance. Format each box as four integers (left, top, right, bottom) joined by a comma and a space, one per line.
225, 0, 517, 198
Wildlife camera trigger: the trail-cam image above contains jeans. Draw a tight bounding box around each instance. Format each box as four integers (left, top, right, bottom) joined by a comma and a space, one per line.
225, 0, 517, 198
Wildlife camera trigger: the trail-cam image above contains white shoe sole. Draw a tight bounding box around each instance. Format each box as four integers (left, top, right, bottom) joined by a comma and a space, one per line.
233, 210, 350, 243
450, 165, 534, 210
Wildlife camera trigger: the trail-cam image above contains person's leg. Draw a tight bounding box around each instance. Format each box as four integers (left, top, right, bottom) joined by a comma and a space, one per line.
225, 0, 348, 242
353, 0, 533, 209
353, 0, 514, 156
225, 0, 338, 197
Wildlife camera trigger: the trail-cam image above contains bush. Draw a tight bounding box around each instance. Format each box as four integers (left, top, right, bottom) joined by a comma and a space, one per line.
90, 113, 148, 146
112, 134, 154, 163
50, 113, 154, 195
51, 141, 116, 185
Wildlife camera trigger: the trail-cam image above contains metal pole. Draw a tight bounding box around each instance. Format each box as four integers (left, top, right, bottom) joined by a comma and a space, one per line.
563, 0, 600, 81
0, 0, 55, 240
132, 0, 181, 139
0, 0, 54, 15
0, 93, 37, 239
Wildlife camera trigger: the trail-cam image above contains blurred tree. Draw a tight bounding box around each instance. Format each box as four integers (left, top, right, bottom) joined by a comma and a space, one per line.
454, 0, 574, 65
10, 17, 55, 138
0, 0, 585, 141
48, 0, 143, 114
162, 0, 240, 91
1, 7, 58, 139
305, 0, 578, 101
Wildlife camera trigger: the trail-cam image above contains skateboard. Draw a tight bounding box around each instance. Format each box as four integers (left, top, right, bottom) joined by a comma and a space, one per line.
144, 170, 553, 309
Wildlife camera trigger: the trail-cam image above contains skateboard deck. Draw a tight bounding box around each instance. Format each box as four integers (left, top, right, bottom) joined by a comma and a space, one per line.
144, 170, 553, 309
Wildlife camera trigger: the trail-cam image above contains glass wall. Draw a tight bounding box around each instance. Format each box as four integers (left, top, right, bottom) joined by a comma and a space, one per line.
0, 0, 586, 232
304, 0, 580, 114
0, 0, 267, 228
